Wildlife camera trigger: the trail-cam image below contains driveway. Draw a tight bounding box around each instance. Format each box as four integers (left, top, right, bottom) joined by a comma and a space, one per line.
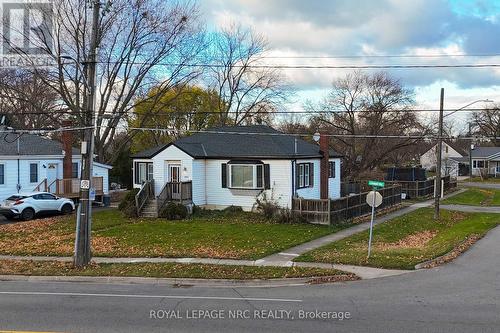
0, 226, 498, 332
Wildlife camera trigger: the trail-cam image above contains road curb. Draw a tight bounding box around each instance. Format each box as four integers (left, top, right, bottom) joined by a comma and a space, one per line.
0, 274, 335, 288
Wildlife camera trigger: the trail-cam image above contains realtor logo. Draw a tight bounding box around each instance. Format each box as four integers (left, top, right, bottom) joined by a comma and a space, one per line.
1, 0, 54, 66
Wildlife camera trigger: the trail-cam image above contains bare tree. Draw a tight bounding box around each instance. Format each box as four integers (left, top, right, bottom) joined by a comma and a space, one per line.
0, 69, 63, 129
311, 71, 427, 177
206, 24, 288, 126
1, 0, 204, 163
471, 104, 500, 145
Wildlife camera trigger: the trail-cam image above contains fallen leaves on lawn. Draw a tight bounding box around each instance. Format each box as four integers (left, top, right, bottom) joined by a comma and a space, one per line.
91, 236, 120, 253
0, 216, 62, 234
191, 246, 245, 259
307, 273, 360, 284
377, 230, 438, 250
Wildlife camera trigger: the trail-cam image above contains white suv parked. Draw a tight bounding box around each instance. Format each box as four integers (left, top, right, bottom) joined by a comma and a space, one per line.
0, 192, 75, 221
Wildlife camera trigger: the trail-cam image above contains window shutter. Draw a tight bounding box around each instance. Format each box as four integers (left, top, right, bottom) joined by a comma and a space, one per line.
264, 164, 270, 189
221, 163, 227, 188
309, 163, 314, 187
296, 164, 300, 189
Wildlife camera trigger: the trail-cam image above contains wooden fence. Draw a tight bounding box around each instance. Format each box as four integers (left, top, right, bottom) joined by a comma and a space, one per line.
384, 175, 457, 199
292, 185, 402, 225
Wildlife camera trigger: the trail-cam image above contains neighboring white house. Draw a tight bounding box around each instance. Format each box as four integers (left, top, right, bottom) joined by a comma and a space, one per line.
0, 126, 112, 201
420, 141, 466, 178
132, 125, 342, 212
468, 146, 500, 177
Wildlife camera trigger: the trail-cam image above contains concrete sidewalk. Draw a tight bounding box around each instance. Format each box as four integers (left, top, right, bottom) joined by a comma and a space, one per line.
0, 254, 409, 280
258, 189, 466, 265
440, 204, 500, 213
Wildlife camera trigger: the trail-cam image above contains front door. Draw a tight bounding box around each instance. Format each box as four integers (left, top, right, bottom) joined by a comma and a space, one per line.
168, 164, 181, 199
46, 163, 58, 193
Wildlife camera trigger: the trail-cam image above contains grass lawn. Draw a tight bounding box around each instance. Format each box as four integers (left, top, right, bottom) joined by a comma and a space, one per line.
442, 188, 500, 206
464, 177, 500, 184
0, 209, 346, 260
0, 260, 358, 281
295, 208, 500, 270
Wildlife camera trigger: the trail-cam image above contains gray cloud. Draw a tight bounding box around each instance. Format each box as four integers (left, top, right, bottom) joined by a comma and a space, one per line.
200, 0, 500, 90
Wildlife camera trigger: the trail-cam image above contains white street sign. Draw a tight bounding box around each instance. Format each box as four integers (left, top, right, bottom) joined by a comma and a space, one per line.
80, 180, 90, 189
366, 191, 383, 207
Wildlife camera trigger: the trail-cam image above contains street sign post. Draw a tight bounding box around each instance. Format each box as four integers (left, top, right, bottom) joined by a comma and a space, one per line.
368, 180, 385, 188
366, 190, 383, 258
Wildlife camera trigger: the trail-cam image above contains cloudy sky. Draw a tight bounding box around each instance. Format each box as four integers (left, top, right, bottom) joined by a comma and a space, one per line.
199, 0, 500, 124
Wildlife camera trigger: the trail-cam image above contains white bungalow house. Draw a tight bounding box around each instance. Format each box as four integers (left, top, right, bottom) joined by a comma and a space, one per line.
420, 141, 466, 178
0, 125, 112, 201
468, 146, 500, 177
131, 125, 342, 215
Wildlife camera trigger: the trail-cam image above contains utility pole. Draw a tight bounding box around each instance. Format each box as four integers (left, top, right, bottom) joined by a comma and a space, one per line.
469, 123, 473, 180
434, 88, 444, 220
74, 0, 100, 267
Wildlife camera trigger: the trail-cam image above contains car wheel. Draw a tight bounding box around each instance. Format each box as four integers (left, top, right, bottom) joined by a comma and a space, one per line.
61, 204, 73, 215
21, 208, 35, 221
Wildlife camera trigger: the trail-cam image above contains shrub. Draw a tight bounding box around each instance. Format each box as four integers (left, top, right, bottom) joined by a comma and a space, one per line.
254, 192, 280, 219
222, 205, 243, 214
159, 202, 188, 220
119, 188, 139, 218
276, 208, 307, 224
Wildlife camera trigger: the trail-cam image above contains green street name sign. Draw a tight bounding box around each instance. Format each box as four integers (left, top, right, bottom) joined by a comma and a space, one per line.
368, 180, 385, 188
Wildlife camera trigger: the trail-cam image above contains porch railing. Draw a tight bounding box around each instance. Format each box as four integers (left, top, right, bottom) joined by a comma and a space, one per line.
34, 178, 48, 192
135, 180, 154, 215
34, 177, 104, 198
157, 181, 193, 213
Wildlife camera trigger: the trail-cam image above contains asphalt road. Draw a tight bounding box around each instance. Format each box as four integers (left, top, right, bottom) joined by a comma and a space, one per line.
0, 225, 498, 333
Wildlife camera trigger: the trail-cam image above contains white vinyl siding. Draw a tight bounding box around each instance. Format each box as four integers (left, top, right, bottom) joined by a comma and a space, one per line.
328, 158, 341, 199
150, 145, 193, 196
192, 160, 206, 206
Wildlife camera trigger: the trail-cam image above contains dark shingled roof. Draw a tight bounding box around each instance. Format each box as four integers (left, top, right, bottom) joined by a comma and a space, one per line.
0, 129, 79, 156
470, 146, 500, 159
132, 125, 342, 159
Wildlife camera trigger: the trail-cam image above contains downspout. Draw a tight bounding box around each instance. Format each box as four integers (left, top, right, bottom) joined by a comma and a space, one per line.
16, 135, 20, 193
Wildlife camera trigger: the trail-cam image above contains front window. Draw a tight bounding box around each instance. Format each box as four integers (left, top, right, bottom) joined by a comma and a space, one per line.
329, 161, 336, 178
297, 162, 313, 189
0, 164, 4, 185
229, 164, 263, 189
72, 162, 79, 178
30, 163, 38, 183
135, 162, 153, 184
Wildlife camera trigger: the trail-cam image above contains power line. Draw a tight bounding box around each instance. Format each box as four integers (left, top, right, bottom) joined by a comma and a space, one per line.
2, 124, 499, 141
92, 60, 500, 70
0, 126, 93, 134
128, 126, 499, 141
4, 107, 495, 117
259, 53, 500, 59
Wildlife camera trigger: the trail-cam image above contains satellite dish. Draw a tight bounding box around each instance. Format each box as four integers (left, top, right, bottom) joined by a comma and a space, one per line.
313, 132, 320, 142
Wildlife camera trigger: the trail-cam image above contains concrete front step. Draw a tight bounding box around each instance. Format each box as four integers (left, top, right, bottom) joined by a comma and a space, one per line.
140, 198, 158, 217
